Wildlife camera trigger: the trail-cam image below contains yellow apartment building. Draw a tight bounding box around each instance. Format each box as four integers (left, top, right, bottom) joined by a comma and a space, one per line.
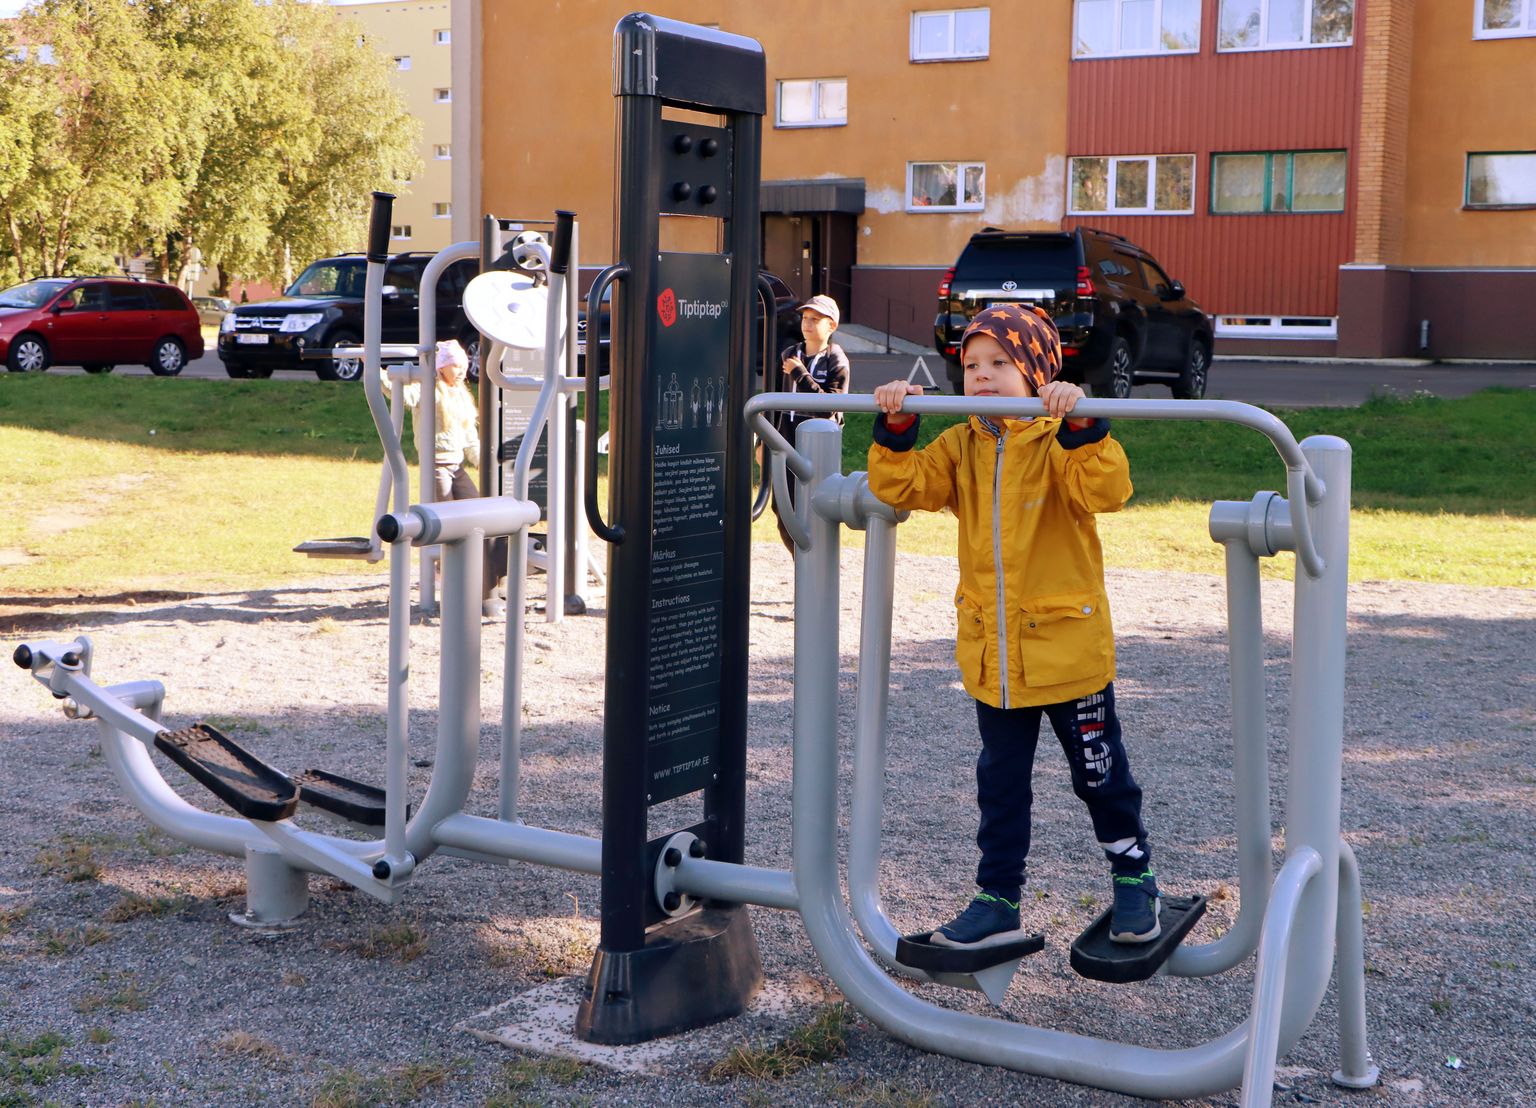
348, 0, 460, 254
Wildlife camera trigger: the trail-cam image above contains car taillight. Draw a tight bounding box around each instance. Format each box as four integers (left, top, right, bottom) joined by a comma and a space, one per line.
937, 266, 956, 299
1075, 266, 1094, 297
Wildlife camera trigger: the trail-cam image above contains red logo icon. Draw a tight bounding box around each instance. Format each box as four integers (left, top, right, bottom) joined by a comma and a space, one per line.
657, 288, 677, 327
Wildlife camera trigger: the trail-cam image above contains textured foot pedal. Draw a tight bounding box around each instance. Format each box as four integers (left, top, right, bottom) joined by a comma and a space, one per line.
294, 769, 400, 828
293, 537, 376, 559
155, 724, 298, 822
895, 931, 1046, 974
1070, 895, 1207, 984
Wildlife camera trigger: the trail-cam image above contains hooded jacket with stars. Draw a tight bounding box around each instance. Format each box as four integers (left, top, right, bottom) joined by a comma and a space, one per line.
867, 411, 1132, 709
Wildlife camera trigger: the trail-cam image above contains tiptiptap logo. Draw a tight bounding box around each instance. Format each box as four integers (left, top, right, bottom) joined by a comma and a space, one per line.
657, 288, 677, 327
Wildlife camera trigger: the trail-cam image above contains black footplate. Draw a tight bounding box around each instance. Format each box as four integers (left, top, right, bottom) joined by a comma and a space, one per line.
895, 931, 1046, 974
1070, 895, 1207, 984
154, 724, 298, 822
294, 769, 402, 827
293, 537, 375, 559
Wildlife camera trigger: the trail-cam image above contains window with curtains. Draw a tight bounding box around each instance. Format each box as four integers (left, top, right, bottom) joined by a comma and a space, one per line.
908, 162, 986, 211
910, 8, 990, 60
1466, 153, 1536, 207
1211, 151, 1347, 213
776, 79, 848, 127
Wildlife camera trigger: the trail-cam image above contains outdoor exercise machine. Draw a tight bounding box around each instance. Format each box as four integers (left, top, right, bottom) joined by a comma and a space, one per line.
292, 215, 604, 622
10, 15, 1379, 1105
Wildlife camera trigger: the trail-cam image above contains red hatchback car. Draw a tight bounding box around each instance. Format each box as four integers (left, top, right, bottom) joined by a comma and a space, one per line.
0, 277, 205, 376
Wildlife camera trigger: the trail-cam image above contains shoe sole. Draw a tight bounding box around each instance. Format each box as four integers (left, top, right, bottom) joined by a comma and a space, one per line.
930, 926, 1031, 950
1109, 898, 1161, 943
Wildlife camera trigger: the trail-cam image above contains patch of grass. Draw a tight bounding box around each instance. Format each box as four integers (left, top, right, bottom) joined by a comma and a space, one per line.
74, 973, 148, 1014
101, 893, 189, 923
1076, 893, 1097, 911
0, 903, 31, 936
35, 838, 103, 883
40, 925, 112, 956
709, 1003, 853, 1081
823, 1079, 939, 1107
0, 1031, 88, 1088
329, 921, 428, 963
309, 1058, 456, 1108
1430, 997, 1452, 1016
216, 1031, 281, 1060
87, 1027, 113, 1045
484, 1055, 586, 1107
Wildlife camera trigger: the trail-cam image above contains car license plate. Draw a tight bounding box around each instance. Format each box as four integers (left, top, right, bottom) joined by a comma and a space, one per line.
236, 333, 270, 345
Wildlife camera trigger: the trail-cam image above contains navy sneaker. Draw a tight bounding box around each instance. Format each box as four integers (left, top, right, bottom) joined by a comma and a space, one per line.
931, 891, 1026, 948
1109, 870, 1161, 943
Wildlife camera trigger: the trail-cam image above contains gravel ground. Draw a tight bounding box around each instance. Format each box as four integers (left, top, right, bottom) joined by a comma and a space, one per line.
1, 545, 1532, 1107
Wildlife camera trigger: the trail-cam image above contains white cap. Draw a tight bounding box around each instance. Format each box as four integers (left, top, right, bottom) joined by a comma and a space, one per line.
435, 339, 468, 369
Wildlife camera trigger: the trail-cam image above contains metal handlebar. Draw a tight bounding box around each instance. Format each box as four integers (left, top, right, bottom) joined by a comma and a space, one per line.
583, 263, 628, 544
749, 272, 779, 523
743, 393, 1329, 579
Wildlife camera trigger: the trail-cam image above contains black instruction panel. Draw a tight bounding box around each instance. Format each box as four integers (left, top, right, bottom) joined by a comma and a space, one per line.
647, 250, 731, 804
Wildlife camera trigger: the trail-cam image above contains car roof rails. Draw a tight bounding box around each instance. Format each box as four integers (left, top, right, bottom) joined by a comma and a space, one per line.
1074, 226, 1135, 244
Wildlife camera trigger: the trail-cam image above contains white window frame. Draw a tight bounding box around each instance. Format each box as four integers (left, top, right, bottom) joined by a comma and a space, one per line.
1068, 154, 1197, 215
433, 202, 452, 219
433, 88, 452, 103
433, 144, 452, 160
1216, 0, 1354, 53
910, 8, 991, 61
391, 225, 412, 240
906, 161, 986, 212
1072, 0, 1202, 58
1465, 151, 1536, 208
1475, 0, 1536, 38
434, 28, 451, 45
775, 78, 848, 128
394, 55, 411, 71
1215, 315, 1337, 339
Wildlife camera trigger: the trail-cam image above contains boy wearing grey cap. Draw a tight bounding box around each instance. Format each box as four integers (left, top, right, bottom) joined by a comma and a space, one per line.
771, 294, 851, 552
868, 303, 1161, 948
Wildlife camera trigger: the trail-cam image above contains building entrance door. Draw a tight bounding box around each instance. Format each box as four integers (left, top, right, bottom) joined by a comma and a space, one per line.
762, 212, 857, 308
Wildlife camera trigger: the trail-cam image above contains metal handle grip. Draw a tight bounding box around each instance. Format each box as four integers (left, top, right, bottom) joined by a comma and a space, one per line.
550, 210, 575, 275
584, 263, 629, 544
750, 272, 778, 522
367, 192, 395, 263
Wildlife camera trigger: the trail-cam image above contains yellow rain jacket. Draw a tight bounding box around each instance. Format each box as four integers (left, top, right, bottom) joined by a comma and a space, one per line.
868, 414, 1132, 709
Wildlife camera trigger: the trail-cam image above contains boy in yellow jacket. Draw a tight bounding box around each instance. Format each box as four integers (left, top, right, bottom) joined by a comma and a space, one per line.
868, 303, 1160, 947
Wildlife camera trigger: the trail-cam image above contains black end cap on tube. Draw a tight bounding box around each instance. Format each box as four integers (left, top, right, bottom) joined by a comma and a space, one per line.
550, 210, 575, 275
368, 192, 396, 263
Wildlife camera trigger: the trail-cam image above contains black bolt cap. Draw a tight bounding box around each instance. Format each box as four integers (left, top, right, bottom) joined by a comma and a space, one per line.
673, 133, 693, 154
689, 838, 706, 858
699, 137, 719, 157
13, 644, 32, 669
61, 651, 81, 667
672, 181, 692, 202
663, 891, 682, 911
698, 185, 718, 205
663, 847, 682, 867
377, 515, 401, 542
372, 859, 391, 880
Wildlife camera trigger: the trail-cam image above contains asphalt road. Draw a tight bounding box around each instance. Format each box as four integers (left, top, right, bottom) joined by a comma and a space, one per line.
35, 346, 1536, 409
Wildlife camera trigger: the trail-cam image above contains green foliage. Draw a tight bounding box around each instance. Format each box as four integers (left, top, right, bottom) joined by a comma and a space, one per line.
709, 1003, 854, 1081
0, 0, 419, 286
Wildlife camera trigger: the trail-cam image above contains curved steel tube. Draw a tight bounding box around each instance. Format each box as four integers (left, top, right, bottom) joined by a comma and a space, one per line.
1241, 848, 1324, 1106
583, 263, 628, 543
743, 392, 1327, 578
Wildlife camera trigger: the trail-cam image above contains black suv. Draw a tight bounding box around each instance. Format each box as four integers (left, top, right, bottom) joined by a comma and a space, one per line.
934, 227, 1212, 399
218, 252, 478, 381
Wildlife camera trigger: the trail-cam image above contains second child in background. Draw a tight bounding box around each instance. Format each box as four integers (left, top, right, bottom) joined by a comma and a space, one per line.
770, 294, 851, 552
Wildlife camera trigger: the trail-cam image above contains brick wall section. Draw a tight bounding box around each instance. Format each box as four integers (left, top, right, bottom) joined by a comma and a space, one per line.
1353, 0, 1415, 264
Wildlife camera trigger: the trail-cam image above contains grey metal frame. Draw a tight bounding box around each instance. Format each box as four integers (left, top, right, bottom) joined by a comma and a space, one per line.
742, 391, 1376, 1103
13, 387, 1377, 1104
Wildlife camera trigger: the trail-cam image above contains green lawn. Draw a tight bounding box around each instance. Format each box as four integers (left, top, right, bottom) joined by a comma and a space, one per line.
0, 377, 1531, 594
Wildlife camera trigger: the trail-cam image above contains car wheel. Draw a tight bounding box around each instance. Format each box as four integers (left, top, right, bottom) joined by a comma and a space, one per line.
460, 330, 481, 384
149, 338, 186, 376
6, 334, 50, 373
82, 364, 115, 375
1172, 339, 1209, 400
1101, 336, 1135, 400
317, 330, 363, 382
